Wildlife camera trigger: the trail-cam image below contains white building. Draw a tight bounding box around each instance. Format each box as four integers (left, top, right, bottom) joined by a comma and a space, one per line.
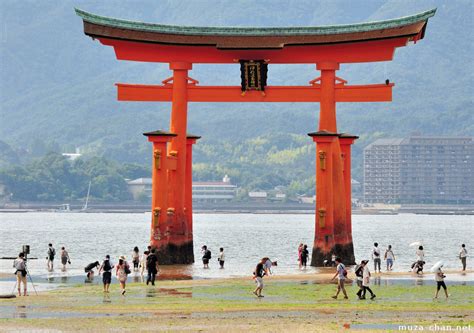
127, 175, 237, 202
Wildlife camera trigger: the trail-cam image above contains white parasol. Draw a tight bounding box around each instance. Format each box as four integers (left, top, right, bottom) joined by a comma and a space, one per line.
430, 260, 445, 272
409, 241, 422, 247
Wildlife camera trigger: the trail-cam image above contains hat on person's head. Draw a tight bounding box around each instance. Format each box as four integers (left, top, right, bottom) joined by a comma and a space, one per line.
119, 255, 126, 260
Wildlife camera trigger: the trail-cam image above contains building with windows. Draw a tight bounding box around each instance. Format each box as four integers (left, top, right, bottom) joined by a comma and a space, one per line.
364, 137, 474, 204
192, 175, 237, 202
127, 175, 237, 202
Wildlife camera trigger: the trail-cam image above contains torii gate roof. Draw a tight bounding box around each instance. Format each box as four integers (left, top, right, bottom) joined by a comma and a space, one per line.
75, 8, 436, 63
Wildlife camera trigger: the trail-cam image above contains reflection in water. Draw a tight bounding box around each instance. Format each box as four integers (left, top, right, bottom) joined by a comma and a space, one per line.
373, 277, 381, 286
415, 278, 425, 286
61, 276, 69, 284
132, 275, 142, 283
156, 265, 193, 280
103, 294, 111, 303
14, 305, 27, 319
158, 288, 192, 298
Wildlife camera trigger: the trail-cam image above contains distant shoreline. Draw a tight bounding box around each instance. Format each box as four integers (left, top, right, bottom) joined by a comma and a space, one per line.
1, 201, 474, 215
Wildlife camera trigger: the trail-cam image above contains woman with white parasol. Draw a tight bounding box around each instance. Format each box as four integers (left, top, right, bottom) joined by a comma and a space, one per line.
409, 241, 425, 274
431, 261, 449, 299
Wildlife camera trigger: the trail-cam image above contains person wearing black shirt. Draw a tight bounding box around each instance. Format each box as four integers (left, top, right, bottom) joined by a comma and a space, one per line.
146, 249, 159, 285
84, 261, 100, 280
301, 245, 309, 268
355, 260, 367, 299
202, 245, 211, 268
253, 258, 266, 297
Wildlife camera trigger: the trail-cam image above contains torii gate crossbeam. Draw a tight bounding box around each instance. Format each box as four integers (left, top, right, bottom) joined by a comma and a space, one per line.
76, 7, 435, 266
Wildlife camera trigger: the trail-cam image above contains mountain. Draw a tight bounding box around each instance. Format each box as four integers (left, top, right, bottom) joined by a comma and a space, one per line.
0, 0, 473, 190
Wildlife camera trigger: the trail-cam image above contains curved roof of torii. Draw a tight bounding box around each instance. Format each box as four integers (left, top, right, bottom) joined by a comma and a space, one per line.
76, 8, 436, 49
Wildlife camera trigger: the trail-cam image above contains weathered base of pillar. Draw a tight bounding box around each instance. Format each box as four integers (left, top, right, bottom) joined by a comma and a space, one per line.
310, 242, 356, 267
155, 241, 194, 265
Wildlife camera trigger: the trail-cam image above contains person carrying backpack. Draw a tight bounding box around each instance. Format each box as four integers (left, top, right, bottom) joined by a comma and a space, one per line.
331, 257, 348, 299
146, 249, 159, 286
372, 242, 381, 273
46, 243, 56, 271
99, 255, 114, 293
202, 245, 211, 268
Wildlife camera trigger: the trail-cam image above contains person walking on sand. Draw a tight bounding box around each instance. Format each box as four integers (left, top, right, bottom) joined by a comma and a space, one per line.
140, 250, 149, 278
362, 261, 376, 300
60, 247, 71, 272
301, 245, 309, 269
98, 255, 114, 293
253, 258, 266, 298
132, 246, 140, 272
372, 242, 381, 273
331, 257, 348, 299
146, 249, 159, 286
297, 243, 303, 269
355, 260, 366, 299
46, 243, 56, 271
459, 244, 467, 271
116, 256, 130, 295
218, 248, 225, 269
434, 265, 449, 299
384, 245, 395, 271
13, 252, 27, 296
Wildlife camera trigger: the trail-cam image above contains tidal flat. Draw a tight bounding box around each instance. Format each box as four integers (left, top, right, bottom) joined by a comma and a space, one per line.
0, 274, 472, 332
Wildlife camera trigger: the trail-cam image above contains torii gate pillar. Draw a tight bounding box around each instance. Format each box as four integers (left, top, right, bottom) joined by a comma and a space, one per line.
309, 63, 356, 266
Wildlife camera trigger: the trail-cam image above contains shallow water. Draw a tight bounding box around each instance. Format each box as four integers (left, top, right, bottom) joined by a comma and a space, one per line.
0, 212, 472, 281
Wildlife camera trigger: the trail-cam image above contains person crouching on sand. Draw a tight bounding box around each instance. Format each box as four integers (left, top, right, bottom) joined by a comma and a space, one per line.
253, 258, 266, 298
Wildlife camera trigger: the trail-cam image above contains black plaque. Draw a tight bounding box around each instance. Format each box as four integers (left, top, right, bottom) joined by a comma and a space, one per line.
240, 60, 268, 92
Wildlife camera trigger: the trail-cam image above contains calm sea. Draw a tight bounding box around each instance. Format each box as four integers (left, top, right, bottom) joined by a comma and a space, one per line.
0, 213, 472, 280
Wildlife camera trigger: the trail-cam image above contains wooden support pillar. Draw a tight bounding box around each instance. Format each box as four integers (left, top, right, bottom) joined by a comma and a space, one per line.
310, 62, 355, 266
155, 62, 194, 264
185, 134, 201, 245
143, 130, 176, 249
309, 131, 337, 266
339, 133, 358, 264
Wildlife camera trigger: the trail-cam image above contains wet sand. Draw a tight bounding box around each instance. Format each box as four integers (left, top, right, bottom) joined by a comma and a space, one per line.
0, 271, 472, 332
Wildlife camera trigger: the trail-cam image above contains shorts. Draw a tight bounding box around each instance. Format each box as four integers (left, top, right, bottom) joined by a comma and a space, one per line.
255, 277, 264, 288
203, 259, 209, 265
387, 259, 393, 266
61, 257, 68, 265
16, 271, 27, 286
436, 281, 447, 290
102, 272, 112, 284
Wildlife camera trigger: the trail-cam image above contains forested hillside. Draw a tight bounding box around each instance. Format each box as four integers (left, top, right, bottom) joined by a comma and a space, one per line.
0, 0, 472, 198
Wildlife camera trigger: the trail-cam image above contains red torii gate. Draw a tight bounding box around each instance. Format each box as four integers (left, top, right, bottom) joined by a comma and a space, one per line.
76, 8, 435, 265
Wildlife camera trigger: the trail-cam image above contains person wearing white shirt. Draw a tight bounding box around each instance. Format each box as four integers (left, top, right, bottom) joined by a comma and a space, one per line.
459, 244, 467, 271
372, 242, 381, 273
384, 245, 395, 271
218, 248, 225, 269
362, 263, 376, 300
416, 246, 425, 262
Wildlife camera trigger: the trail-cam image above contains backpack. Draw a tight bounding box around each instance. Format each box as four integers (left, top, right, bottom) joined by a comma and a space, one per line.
103, 260, 111, 272
354, 265, 363, 277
